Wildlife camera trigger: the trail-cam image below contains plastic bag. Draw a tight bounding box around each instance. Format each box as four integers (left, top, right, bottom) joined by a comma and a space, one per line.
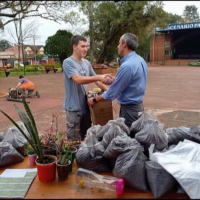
0, 132, 4, 142
76, 146, 110, 172
81, 132, 99, 148
86, 125, 102, 137
135, 120, 168, 151
130, 110, 157, 138
150, 139, 200, 199
95, 125, 110, 141
113, 148, 149, 192
76, 132, 110, 172
3, 126, 27, 149
145, 161, 178, 198
107, 118, 130, 136
177, 184, 187, 194
101, 125, 126, 149
167, 126, 200, 145
103, 134, 142, 159
17, 121, 31, 140
0, 142, 24, 167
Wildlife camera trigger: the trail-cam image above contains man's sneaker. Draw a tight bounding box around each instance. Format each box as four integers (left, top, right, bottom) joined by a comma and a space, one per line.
36, 91, 40, 98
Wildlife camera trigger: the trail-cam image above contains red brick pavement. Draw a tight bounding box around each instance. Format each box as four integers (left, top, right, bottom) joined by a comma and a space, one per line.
0, 66, 200, 135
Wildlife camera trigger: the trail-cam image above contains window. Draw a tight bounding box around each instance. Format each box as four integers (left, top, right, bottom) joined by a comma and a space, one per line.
40, 51, 44, 55
165, 50, 170, 56
165, 41, 170, 48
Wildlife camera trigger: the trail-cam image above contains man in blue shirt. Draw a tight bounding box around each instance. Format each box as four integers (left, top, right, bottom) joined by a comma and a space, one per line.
88, 33, 148, 128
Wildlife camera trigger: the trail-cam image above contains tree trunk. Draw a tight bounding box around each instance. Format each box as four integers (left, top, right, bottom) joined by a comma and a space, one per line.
88, 2, 94, 63
17, 44, 21, 72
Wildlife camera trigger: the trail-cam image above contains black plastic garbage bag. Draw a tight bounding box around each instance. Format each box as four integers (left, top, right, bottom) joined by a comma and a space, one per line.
130, 110, 157, 138
166, 127, 195, 145
101, 125, 127, 149
135, 120, 168, 151
86, 125, 102, 137
3, 126, 28, 149
177, 184, 187, 194
76, 132, 110, 172
0, 142, 24, 167
145, 161, 178, 198
96, 125, 110, 141
113, 148, 149, 192
76, 146, 110, 172
0, 132, 4, 142
107, 118, 130, 136
104, 134, 142, 159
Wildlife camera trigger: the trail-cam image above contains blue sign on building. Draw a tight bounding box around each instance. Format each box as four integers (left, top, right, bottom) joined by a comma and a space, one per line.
156, 22, 200, 32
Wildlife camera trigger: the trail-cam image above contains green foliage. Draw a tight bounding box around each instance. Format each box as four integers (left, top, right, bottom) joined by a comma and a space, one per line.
59, 151, 72, 165
166, 13, 184, 24
88, 1, 169, 63
44, 30, 73, 67
24, 144, 35, 155
0, 39, 12, 51
183, 5, 200, 22
188, 61, 200, 66
0, 96, 44, 161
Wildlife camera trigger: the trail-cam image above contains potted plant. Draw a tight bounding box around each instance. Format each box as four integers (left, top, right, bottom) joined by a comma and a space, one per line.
41, 113, 59, 156
56, 150, 72, 181
24, 144, 37, 166
0, 96, 57, 182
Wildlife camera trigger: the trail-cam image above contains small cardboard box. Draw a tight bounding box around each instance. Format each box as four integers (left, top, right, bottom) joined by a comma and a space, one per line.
89, 100, 113, 126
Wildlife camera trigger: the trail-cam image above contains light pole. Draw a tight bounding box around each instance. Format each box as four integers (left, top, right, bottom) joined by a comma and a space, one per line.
19, 17, 25, 75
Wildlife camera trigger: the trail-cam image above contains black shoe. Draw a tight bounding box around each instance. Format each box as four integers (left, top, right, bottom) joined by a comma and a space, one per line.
36, 91, 40, 98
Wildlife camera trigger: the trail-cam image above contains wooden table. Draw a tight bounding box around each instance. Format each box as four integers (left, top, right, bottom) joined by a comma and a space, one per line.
0, 157, 189, 199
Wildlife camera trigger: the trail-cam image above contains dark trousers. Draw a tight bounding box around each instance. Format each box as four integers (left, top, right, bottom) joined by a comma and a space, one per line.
119, 102, 144, 128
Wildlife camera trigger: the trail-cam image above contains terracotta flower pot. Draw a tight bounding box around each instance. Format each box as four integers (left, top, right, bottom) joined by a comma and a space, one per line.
56, 160, 71, 181
28, 154, 37, 166
36, 155, 57, 182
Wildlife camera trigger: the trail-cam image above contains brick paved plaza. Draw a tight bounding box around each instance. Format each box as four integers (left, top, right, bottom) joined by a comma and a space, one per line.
0, 66, 200, 136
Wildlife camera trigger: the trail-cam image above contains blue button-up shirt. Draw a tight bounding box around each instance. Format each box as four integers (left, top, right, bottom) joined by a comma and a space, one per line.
102, 51, 148, 105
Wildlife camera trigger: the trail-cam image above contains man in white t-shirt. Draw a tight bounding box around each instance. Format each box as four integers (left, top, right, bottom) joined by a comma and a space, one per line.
62, 35, 109, 141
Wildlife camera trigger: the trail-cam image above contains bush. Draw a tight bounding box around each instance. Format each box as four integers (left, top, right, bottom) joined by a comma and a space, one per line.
188, 61, 200, 66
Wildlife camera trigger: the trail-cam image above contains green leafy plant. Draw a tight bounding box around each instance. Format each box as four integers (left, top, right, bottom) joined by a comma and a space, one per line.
24, 144, 35, 155
0, 96, 44, 161
58, 151, 72, 165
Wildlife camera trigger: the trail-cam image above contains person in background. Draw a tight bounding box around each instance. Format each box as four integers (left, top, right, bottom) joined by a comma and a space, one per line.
16, 75, 40, 98
62, 35, 109, 141
88, 33, 148, 128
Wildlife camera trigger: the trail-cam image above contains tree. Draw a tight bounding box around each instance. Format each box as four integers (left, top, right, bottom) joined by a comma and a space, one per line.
0, 1, 77, 28
90, 1, 169, 63
6, 20, 41, 70
44, 30, 73, 70
166, 13, 185, 24
0, 39, 12, 51
183, 5, 200, 23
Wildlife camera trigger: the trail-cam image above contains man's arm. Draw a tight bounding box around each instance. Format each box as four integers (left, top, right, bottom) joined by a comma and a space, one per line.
88, 94, 107, 107
71, 73, 107, 85
16, 82, 21, 88
95, 81, 108, 91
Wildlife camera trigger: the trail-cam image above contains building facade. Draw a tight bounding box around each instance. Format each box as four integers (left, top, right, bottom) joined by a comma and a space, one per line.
150, 22, 200, 63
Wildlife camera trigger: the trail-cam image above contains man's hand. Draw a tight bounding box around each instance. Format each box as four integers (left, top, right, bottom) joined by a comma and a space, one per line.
88, 97, 95, 107
102, 74, 116, 85
97, 75, 107, 82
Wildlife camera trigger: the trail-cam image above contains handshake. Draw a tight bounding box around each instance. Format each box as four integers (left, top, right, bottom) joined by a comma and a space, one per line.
98, 74, 115, 85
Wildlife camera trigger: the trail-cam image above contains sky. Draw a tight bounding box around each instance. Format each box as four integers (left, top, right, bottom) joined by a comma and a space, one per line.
1, 1, 200, 46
